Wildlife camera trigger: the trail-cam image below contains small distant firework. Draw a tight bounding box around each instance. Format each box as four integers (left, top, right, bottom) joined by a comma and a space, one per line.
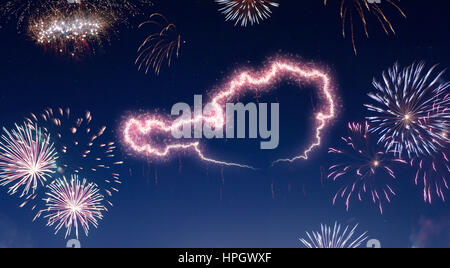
28, 10, 105, 57
0, 123, 57, 198
26, 108, 123, 207
300, 222, 368, 248
136, 13, 182, 75
365, 62, 450, 159
328, 122, 407, 214
41, 175, 105, 239
324, 0, 406, 55
215, 0, 279, 27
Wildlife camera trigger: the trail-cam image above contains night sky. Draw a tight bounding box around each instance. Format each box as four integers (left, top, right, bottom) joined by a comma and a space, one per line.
0, 0, 449, 248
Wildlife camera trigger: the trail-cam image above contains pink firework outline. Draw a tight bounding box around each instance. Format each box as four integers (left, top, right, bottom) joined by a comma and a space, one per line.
0, 123, 58, 198
39, 175, 106, 239
123, 60, 337, 169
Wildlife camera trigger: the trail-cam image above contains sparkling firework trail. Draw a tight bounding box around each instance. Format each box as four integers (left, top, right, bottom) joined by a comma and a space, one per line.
123, 60, 336, 168
0, 123, 58, 198
40, 175, 106, 239
328, 122, 407, 214
215, 0, 279, 27
26, 108, 123, 207
365, 62, 450, 159
136, 13, 182, 75
412, 149, 450, 204
324, 0, 406, 55
300, 222, 368, 248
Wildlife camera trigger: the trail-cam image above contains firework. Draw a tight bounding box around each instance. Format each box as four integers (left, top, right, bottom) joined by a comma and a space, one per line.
215, 0, 279, 27
3, 0, 153, 56
328, 122, 407, 214
124, 60, 336, 168
0, 0, 67, 31
1, 0, 153, 31
136, 13, 182, 75
26, 108, 123, 207
40, 175, 106, 239
28, 9, 106, 57
0, 123, 58, 198
324, 0, 406, 55
365, 62, 450, 159
300, 222, 368, 248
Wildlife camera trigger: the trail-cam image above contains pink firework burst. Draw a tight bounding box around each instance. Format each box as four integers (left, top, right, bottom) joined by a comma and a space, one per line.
0, 123, 58, 198
328, 122, 407, 214
40, 175, 106, 239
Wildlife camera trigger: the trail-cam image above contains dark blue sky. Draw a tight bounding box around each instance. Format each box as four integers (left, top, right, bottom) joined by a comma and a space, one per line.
0, 0, 449, 248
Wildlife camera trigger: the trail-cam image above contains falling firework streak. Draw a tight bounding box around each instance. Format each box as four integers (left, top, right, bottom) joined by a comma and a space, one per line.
300, 222, 368, 248
410, 103, 450, 204
136, 13, 182, 75
324, 0, 406, 55
123, 60, 336, 168
412, 149, 450, 204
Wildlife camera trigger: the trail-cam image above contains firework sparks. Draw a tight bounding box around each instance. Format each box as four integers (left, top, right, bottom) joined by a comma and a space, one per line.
78, 0, 153, 24
0, 0, 66, 31
123, 60, 336, 168
1, 0, 153, 31
412, 149, 450, 204
0, 123, 58, 198
40, 175, 106, 239
328, 122, 407, 214
365, 62, 450, 159
410, 103, 450, 204
136, 13, 182, 75
26, 108, 123, 207
324, 0, 406, 55
28, 10, 105, 57
300, 222, 368, 248
215, 0, 279, 27
3, 0, 153, 56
